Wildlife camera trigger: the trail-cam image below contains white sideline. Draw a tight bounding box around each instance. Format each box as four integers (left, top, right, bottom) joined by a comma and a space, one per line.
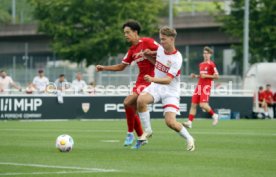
0, 128, 275, 137
0, 171, 110, 176
0, 162, 118, 173
100, 140, 120, 143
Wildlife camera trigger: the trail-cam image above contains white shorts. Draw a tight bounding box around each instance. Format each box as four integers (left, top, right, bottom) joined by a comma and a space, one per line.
142, 83, 180, 115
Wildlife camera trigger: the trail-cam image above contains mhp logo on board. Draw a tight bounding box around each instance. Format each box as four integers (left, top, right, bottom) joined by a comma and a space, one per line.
0, 98, 42, 112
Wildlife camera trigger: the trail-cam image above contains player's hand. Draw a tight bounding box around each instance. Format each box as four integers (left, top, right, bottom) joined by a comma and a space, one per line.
144, 75, 153, 82
143, 49, 152, 56
201, 74, 207, 78
133, 51, 143, 58
96, 65, 104, 72
143, 49, 156, 58
190, 73, 196, 78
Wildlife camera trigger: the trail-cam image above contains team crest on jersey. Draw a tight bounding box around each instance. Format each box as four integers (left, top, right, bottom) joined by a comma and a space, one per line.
204, 67, 208, 70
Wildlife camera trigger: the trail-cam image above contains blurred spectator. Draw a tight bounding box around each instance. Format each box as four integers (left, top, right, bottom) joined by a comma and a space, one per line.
258, 86, 269, 117
258, 86, 265, 103
86, 82, 96, 95
273, 92, 276, 118
264, 84, 273, 106
72, 72, 87, 93
0, 70, 21, 93
264, 84, 274, 118
32, 69, 49, 93
54, 74, 69, 91
25, 82, 36, 94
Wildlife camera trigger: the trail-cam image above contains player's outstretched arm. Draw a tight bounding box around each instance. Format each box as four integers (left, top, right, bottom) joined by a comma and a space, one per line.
96, 63, 128, 72
200, 73, 219, 79
190, 73, 199, 79
213, 73, 219, 79
143, 49, 157, 65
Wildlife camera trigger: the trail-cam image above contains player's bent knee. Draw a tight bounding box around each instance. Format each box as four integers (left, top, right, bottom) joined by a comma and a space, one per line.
137, 96, 146, 108
191, 103, 197, 109
123, 99, 131, 107
199, 103, 206, 109
165, 118, 175, 129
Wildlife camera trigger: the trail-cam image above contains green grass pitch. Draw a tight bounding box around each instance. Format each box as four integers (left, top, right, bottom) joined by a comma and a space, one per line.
0, 119, 276, 177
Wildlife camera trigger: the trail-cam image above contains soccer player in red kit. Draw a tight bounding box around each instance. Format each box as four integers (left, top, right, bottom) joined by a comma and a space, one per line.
264, 84, 273, 118
273, 91, 276, 118
183, 47, 219, 128
258, 86, 269, 117
96, 20, 159, 146
264, 84, 273, 106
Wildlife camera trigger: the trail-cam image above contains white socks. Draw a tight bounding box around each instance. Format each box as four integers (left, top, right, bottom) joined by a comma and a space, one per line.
138, 110, 152, 133
179, 126, 193, 141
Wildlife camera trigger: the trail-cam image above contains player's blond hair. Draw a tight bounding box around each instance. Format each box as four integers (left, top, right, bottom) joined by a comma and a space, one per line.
159, 26, 177, 38
204, 46, 213, 54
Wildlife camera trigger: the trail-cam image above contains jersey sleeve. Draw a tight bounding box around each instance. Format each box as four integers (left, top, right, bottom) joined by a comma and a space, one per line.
167, 55, 182, 78
144, 38, 159, 51
122, 50, 133, 65
32, 77, 37, 84
46, 78, 49, 84
212, 62, 219, 75
9, 77, 14, 84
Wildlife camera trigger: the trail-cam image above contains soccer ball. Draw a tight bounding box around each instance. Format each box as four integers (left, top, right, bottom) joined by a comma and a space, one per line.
55, 134, 74, 152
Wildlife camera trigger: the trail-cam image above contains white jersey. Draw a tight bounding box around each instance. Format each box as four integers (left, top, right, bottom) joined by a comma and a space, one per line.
143, 46, 183, 114
0, 76, 14, 90
154, 46, 182, 94
32, 76, 49, 92
72, 79, 87, 92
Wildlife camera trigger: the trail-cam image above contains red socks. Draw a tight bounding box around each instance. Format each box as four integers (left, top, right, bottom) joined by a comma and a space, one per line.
125, 106, 143, 137
188, 109, 215, 122
208, 109, 215, 116
188, 114, 195, 121
133, 114, 143, 137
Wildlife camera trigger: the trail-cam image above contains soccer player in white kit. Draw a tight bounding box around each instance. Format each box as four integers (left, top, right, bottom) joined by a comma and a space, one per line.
134, 26, 195, 151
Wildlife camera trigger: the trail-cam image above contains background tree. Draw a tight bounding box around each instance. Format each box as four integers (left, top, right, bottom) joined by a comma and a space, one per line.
216, 0, 275, 72
30, 0, 163, 65
0, 0, 34, 24
0, 6, 11, 24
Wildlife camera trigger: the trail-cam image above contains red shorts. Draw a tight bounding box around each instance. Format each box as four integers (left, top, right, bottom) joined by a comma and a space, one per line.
191, 85, 211, 104
132, 82, 150, 95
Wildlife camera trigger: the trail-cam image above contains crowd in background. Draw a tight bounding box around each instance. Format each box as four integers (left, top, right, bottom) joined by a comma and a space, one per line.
0, 69, 95, 95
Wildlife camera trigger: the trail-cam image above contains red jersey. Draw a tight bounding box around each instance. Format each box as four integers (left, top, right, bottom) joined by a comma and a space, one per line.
197, 60, 218, 86
264, 90, 273, 103
273, 92, 276, 102
258, 91, 265, 102
122, 37, 159, 85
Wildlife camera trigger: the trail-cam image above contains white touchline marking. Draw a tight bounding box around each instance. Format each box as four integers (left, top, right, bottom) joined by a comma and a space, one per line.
0, 162, 118, 173
0, 128, 275, 136
0, 171, 109, 176
0, 128, 124, 133
192, 131, 276, 136
100, 140, 120, 143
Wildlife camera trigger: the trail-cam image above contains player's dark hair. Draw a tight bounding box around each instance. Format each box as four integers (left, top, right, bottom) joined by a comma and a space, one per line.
122, 20, 141, 34
259, 86, 263, 90
266, 84, 271, 87
59, 74, 65, 78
